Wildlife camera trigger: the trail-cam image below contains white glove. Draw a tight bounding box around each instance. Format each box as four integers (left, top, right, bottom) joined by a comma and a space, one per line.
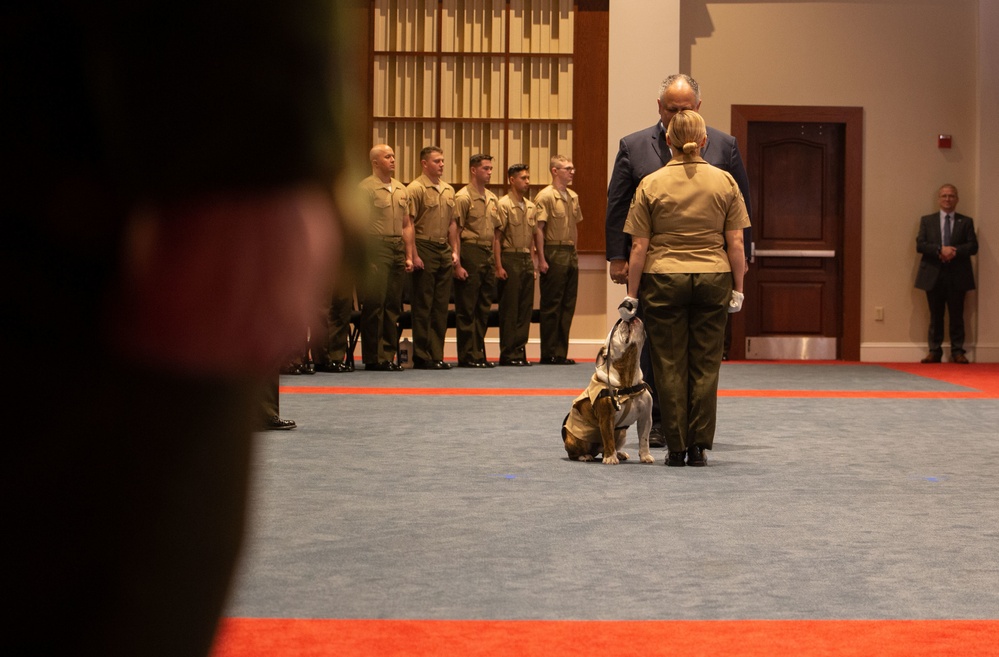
728, 290, 745, 313
618, 296, 639, 321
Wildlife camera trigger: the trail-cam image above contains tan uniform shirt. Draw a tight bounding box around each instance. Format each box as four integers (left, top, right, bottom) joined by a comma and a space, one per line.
534, 184, 582, 245
454, 185, 500, 244
496, 194, 537, 252
624, 157, 751, 274
359, 175, 408, 237
407, 174, 455, 242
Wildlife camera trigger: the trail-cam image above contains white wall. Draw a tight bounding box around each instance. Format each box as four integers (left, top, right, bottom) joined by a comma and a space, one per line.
676, 0, 991, 361
975, 0, 999, 362
604, 1, 681, 331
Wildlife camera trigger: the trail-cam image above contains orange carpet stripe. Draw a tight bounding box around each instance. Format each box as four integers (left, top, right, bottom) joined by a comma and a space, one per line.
212, 618, 999, 657
282, 386, 997, 399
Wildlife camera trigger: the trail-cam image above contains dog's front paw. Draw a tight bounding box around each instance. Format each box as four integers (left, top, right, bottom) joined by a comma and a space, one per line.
640, 452, 655, 464
578, 454, 595, 462
602, 454, 620, 464
616, 451, 630, 461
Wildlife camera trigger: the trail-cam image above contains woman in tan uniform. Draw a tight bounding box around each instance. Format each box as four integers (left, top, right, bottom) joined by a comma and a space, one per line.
623, 110, 749, 467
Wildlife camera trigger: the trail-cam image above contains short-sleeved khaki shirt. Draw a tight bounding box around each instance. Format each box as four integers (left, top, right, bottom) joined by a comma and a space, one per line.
359, 175, 408, 237
624, 157, 751, 274
454, 185, 500, 244
407, 174, 455, 241
534, 185, 582, 245
496, 194, 538, 251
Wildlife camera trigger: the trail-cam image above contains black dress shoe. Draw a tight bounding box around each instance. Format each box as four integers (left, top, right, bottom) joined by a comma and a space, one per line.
649, 423, 667, 448
280, 362, 302, 375
301, 359, 316, 375
480, 359, 496, 368
458, 360, 488, 368
319, 361, 353, 373
686, 445, 707, 467
263, 415, 296, 431
364, 361, 403, 372
537, 356, 558, 365
414, 359, 451, 370
666, 451, 686, 467
499, 359, 529, 367
554, 357, 576, 365
920, 353, 942, 363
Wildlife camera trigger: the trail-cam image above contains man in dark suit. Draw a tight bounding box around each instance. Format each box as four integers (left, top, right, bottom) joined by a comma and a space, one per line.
915, 184, 978, 363
606, 73, 752, 446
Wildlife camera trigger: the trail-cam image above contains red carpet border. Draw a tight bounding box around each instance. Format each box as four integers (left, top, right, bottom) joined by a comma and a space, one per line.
212, 618, 999, 656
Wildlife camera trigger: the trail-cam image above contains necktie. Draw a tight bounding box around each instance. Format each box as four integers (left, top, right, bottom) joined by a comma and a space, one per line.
943, 214, 952, 247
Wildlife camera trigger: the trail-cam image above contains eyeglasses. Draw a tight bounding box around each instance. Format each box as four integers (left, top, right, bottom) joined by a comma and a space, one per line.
554, 167, 575, 172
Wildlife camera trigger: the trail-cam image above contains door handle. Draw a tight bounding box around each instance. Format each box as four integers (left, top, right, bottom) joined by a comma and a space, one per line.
753, 249, 836, 258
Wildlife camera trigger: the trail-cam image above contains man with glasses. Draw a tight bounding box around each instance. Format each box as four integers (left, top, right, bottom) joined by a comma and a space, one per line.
915, 184, 978, 363
535, 155, 582, 365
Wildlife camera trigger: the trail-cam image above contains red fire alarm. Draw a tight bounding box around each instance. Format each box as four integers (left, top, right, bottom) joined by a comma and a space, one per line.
938, 134, 952, 149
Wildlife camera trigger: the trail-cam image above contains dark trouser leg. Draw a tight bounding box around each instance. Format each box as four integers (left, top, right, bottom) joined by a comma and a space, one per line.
685, 273, 731, 450
946, 285, 967, 355
638, 312, 660, 424
379, 242, 406, 364
474, 248, 496, 360
723, 312, 733, 359
455, 244, 492, 363
411, 241, 437, 363
499, 252, 534, 361
925, 287, 947, 357
641, 273, 692, 453
428, 244, 454, 361
360, 241, 391, 365
540, 245, 577, 360
325, 293, 354, 364
412, 241, 453, 362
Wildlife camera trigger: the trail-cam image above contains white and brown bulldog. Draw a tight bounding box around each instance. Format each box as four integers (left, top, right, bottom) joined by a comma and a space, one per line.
561, 316, 654, 464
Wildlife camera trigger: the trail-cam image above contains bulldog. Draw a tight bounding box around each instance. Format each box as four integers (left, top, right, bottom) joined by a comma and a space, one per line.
561, 316, 654, 464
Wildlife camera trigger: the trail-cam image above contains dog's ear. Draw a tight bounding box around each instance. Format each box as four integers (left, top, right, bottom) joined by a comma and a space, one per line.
595, 346, 607, 368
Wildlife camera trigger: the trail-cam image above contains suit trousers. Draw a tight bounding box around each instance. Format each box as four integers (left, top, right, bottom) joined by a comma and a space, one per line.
454, 243, 495, 363
319, 292, 354, 364
360, 238, 406, 365
640, 272, 731, 453
498, 251, 535, 362
411, 240, 454, 363
926, 270, 967, 356
539, 244, 578, 360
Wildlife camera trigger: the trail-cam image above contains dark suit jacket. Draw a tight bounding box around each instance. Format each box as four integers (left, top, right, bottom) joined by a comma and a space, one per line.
605, 123, 753, 261
915, 212, 978, 291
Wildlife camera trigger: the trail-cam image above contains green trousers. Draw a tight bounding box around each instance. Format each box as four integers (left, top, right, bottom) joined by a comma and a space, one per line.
454, 243, 495, 363
640, 272, 731, 452
411, 240, 454, 363
324, 293, 354, 364
497, 251, 535, 362
360, 238, 406, 365
539, 244, 578, 360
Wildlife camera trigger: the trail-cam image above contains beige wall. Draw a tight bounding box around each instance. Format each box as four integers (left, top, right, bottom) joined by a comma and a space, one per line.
976, 0, 999, 362
664, 0, 999, 360
462, 0, 996, 363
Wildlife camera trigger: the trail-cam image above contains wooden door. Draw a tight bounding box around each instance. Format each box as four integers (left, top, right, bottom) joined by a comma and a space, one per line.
730, 106, 864, 361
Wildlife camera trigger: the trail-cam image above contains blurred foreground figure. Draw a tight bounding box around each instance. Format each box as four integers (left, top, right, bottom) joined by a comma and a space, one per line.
1, 2, 358, 655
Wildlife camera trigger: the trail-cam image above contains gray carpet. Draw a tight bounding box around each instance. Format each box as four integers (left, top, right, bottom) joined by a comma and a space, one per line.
224, 363, 999, 620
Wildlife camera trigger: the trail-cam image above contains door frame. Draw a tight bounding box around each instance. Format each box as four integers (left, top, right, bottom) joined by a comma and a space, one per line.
730, 105, 863, 361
